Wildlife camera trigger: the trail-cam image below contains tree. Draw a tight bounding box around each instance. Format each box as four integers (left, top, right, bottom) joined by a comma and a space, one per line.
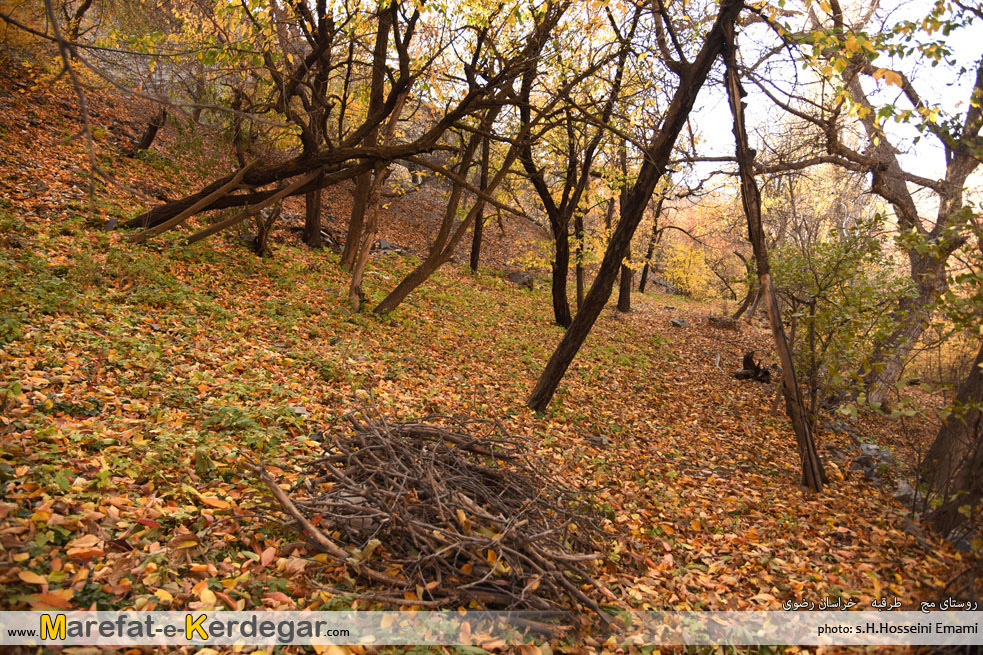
528, 0, 745, 410
752, 0, 983, 406
517, 7, 638, 327
722, 21, 826, 491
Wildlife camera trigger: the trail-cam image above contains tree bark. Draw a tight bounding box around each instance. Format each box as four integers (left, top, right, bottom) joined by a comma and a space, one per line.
922, 343, 983, 499
618, 261, 632, 312
126, 107, 166, 156
527, 0, 744, 411
723, 21, 826, 491
340, 5, 394, 269
925, 342, 983, 537
303, 175, 324, 248
552, 230, 573, 327
469, 134, 490, 273
637, 196, 665, 293
574, 212, 585, 309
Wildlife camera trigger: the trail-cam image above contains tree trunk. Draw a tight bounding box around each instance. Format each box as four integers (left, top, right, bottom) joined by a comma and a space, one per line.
374, 122, 515, 316
469, 135, 490, 274
348, 168, 387, 311
126, 107, 166, 156
340, 6, 393, 269
638, 196, 665, 293
303, 176, 323, 248
863, 252, 949, 406
925, 342, 983, 537
527, 0, 743, 411
731, 284, 755, 320
66, 0, 93, 42
342, 174, 371, 267
618, 260, 632, 312
723, 21, 826, 491
574, 212, 585, 309
552, 229, 573, 328
731, 251, 755, 320
922, 343, 983, 500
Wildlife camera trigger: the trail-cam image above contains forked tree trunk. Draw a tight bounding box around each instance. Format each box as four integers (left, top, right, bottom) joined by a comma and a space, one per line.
342, 174, 371, 266
552, 230, 573, 327
340, 6, 393, 269
527, 0, 743, 411
374, 137, 518, 315
723, 21, 826, 492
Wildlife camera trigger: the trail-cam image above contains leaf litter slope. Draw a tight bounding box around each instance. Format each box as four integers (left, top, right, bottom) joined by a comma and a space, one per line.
0, 54, 963, 620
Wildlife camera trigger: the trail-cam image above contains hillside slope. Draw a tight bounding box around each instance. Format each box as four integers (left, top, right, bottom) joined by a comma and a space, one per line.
0, 53, 967, 624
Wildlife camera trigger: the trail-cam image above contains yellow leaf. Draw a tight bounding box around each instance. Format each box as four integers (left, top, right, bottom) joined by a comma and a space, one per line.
200, 587, 217, 606
155, 589, 174, 603
872, 68, 903, 87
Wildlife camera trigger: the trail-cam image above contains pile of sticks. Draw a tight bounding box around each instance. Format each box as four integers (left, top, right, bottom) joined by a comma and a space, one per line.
252, 410, 608, 614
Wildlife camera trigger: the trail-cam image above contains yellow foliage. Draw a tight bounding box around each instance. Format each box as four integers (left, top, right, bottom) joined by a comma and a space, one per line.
664, 244, 713, 299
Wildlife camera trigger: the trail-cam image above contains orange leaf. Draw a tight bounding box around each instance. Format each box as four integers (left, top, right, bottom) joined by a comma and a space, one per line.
18, 570, 47, 585
200, 496, 230, 509
260, 546, 277, 567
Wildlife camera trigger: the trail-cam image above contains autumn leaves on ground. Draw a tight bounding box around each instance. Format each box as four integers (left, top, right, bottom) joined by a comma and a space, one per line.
0, 55, 965, 637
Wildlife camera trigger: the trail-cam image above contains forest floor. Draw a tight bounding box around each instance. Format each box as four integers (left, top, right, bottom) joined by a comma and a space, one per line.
0, 49, 973, 653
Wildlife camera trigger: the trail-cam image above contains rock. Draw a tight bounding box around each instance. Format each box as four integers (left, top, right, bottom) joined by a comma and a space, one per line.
507, 270, 534, 290
894, 479, 916, 505
852, 443, 895, 479
289, 405, 311, 417
821, 420, 851, 435
860, 443, 895, 466
670, 318, 688, 328
383, 163, 416, 196
585, 435, 610, 447
103, 218, 119, 231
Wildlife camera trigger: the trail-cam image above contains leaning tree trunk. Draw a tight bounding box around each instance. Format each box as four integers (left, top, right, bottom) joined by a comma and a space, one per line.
527, 0, 743, 411
723, 21, 826, 491
921, 342, 983, 499
863, 251, 949, 406
126, 107, 167, 157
